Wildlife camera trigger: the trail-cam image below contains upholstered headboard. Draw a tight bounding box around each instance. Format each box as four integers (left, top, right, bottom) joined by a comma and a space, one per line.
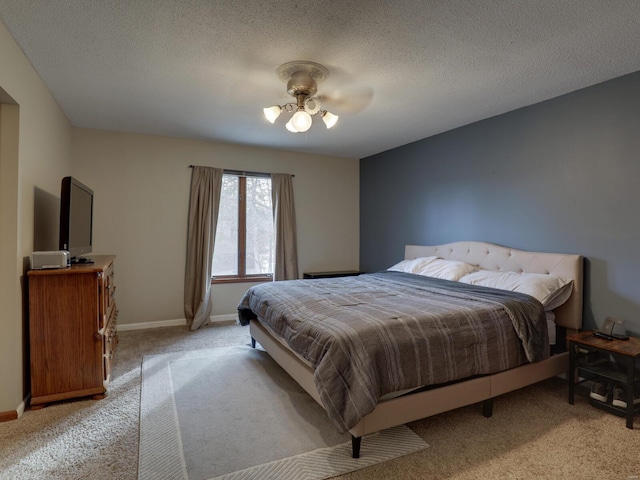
405, 241, 583, 331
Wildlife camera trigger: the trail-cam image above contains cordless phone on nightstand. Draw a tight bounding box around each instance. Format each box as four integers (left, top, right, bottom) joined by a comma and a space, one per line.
593, 317, 629, 340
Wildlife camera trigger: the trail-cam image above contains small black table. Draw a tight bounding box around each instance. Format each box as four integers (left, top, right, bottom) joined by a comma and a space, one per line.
568, 330, 640, 429
302, 270, 363, 279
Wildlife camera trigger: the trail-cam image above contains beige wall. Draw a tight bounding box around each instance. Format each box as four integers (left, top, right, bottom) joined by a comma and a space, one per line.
0, 21, 73, 415
71, 129, 359, 325
0, 16, 358, 416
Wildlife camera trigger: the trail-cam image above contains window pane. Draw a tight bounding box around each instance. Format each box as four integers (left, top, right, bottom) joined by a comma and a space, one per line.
212, 175, 238, 276
245, 177, 274, 275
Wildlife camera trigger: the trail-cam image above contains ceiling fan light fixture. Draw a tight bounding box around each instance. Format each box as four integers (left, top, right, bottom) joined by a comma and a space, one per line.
291, 109, 312, 132
263, 105, 282, 123
264, 61, 339, 134
322, 111, 339, 129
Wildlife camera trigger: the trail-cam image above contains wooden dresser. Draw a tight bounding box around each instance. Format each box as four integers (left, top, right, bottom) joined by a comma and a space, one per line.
27, 255, 118, 407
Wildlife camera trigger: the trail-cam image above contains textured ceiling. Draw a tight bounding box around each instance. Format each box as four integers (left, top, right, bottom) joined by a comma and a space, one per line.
1, 1, 640, 159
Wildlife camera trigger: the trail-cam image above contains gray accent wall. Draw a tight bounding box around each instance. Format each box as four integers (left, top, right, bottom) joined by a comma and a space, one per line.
360, 71, 640, 334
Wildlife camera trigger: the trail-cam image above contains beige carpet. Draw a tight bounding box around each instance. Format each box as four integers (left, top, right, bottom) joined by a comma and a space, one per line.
138, 346, 428, 480
1, 323, 639, 479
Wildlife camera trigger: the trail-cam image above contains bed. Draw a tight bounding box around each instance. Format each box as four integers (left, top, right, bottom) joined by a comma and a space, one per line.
238, 241, 583, 458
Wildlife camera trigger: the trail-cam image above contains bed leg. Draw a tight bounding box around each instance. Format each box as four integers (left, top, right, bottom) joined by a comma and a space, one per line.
351, 435, 361, 458
251, 337, 256, 348
482, 398, 494, 418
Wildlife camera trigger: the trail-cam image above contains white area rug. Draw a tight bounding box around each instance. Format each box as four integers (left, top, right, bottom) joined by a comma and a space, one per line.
138, 346, 428, 480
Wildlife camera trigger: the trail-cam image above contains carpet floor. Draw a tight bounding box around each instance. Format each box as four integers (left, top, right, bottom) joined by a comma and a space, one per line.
1, 322, 639, 479
138, 346, 427, 480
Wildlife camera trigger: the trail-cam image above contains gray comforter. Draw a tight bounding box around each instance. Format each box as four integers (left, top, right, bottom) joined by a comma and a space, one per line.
238, 271, 548, 433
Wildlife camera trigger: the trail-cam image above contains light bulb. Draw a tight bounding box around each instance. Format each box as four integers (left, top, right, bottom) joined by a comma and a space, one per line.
263, 105, 282, 123
322, 111, 339, 129
291, 110, 312, 132
285, 120, 299, 133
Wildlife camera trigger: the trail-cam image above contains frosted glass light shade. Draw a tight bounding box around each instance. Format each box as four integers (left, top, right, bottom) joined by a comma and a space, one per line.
304, 97, 321, 115
285, 120, 299, 132
322, 111, 339, 129
291, 110, 312, 132
263, 105, 282, 123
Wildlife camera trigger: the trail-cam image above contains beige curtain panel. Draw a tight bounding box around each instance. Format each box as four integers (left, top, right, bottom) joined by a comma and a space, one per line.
184, 166, 223, 330
271, 173, 299, 281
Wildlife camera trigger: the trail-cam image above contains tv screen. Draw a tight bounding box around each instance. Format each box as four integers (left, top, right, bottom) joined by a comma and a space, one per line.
59, 176, 93, 262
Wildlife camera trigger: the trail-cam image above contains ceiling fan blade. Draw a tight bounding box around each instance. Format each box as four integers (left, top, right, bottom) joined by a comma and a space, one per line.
320, 86, 374, 114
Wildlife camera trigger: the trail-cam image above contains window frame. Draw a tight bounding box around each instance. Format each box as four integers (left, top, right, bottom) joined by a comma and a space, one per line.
211, 172, 273, 285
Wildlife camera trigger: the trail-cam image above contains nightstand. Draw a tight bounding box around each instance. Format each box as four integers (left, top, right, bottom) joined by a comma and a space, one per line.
568, 330, 640, 429
303, 270, 362, 279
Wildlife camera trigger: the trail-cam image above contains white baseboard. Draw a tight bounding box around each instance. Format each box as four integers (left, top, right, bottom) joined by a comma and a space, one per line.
17, 398, 27, 418
117, 318, 186, 331
117, 314, 237, 331
210, 314, 238, 324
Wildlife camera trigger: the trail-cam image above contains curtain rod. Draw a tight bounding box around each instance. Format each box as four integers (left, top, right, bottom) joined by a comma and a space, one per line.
188, 165, 293, 177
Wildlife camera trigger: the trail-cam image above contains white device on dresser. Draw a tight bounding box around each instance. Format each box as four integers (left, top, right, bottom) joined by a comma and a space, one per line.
30, 250, 70, 269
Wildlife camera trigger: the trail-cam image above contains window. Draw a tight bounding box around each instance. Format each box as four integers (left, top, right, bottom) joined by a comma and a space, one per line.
212, 173, 274, 283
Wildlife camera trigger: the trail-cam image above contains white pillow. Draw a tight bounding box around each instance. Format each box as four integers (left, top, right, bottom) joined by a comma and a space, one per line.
387, 256, 438, 274
415, 258, 477, 282
459, 270, 573, 310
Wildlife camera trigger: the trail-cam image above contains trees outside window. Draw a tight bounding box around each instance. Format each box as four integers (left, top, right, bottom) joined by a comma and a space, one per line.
212, 174, 274, 282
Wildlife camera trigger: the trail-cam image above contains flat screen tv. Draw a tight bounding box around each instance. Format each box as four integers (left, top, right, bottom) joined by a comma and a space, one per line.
59, 176, 94, 263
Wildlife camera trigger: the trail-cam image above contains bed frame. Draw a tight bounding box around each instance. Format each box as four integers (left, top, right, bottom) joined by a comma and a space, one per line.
249, 241, 584, 458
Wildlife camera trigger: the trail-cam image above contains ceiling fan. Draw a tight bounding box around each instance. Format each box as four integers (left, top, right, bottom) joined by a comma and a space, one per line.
263, 61, 338, 133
